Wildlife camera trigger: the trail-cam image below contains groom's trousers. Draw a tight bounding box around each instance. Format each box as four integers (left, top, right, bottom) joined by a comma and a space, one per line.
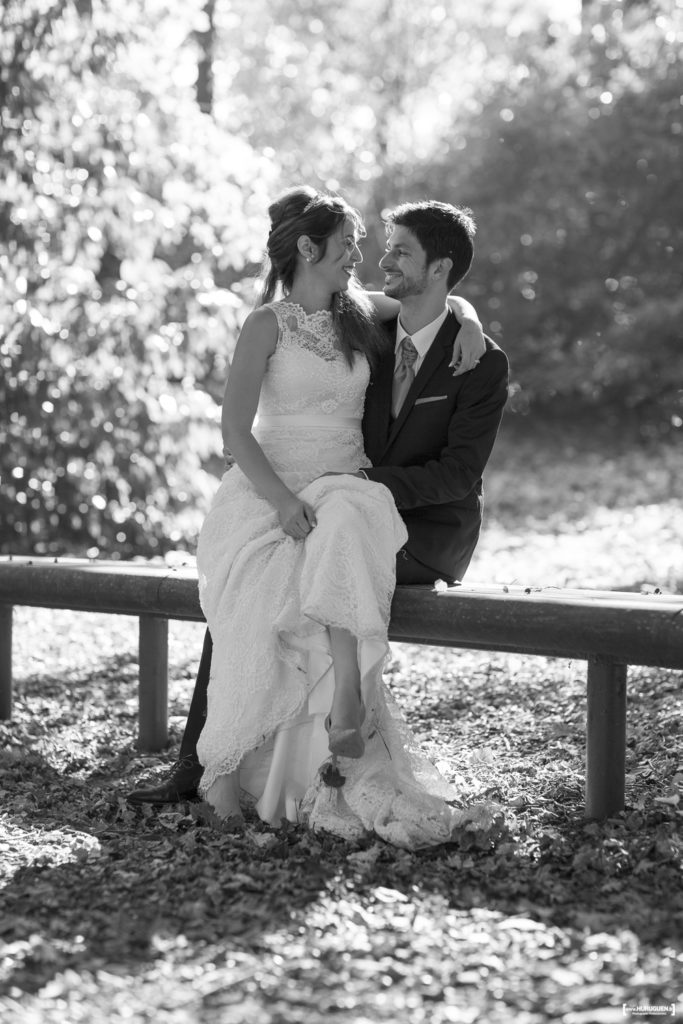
178, 547, 456, 761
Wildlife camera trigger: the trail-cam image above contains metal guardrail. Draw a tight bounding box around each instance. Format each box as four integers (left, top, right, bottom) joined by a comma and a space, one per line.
1, 556, 682, 819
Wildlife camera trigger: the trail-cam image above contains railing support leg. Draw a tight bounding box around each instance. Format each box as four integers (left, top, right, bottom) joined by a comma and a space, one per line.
0, 606, 12, 720
586, 655, 626, 819
138, 616, 168, 751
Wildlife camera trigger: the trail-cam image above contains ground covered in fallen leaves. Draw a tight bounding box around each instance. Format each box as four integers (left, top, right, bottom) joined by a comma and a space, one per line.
1, 432, 682, 1023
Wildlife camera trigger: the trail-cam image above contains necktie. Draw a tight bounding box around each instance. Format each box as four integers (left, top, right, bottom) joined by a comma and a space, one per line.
391, 336, 418, 417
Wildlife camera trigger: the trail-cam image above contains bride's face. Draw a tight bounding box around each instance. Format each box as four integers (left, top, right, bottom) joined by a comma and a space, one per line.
313, 218, 363, 292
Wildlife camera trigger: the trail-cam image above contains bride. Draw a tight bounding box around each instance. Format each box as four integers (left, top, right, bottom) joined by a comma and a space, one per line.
196, 186, 501, 849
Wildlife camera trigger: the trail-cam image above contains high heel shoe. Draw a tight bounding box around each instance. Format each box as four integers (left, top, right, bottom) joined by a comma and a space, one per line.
324, 703, 366, 760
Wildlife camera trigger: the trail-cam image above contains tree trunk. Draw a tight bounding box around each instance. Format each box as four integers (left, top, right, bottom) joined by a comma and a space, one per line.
196, 0, 216, 115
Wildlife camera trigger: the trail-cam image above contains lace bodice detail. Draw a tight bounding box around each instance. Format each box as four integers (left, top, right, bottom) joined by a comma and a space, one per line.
272, 303, 341, 363
257, 301, 369, 418
237, 301, 373, 492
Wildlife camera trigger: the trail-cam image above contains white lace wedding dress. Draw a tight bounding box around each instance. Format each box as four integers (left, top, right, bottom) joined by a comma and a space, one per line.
196, 301, 500, 850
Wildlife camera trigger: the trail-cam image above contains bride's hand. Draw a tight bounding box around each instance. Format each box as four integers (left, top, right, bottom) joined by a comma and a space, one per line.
447, 295, 486, 375
277, 494, 318, 539
450, 317, 486, 376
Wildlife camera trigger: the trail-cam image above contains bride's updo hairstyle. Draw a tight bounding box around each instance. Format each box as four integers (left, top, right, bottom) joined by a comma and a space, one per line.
258, 185, 386, 369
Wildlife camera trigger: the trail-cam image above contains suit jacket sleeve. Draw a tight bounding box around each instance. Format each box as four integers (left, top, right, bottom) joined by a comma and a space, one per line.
363, 348, 509, 510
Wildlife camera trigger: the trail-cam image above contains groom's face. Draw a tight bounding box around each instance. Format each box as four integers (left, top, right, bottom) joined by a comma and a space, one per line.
379, 225, 429, 299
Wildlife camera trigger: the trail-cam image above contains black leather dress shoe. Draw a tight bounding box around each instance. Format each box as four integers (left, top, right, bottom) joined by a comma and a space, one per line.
127, 755, 204, 805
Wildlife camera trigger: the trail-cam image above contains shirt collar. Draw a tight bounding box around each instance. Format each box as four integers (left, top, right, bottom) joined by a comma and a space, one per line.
395, 307, 449, 361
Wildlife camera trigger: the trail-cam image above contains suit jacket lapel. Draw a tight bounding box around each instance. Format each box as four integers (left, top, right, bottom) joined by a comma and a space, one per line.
382, 311, 458, 453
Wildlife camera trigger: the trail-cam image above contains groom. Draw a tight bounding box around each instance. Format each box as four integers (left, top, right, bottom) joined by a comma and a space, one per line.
128, 199, 509, 804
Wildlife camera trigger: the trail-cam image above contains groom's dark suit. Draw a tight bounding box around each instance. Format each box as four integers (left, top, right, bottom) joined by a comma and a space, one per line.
127, 308, 508, 800
363, 310, 508, 584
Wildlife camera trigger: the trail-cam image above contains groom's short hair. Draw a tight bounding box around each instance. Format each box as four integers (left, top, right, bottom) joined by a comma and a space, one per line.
386, 201, 476, 289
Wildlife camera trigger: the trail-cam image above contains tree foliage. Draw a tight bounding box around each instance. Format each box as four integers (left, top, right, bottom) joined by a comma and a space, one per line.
1, 0, 681, 557
448, 1, 683, 425
0, 0, 272, 557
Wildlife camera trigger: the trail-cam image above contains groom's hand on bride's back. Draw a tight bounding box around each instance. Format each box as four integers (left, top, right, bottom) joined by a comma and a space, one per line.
316, 471, 366, 479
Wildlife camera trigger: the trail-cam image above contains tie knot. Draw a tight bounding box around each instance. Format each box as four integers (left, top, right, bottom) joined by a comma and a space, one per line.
400, 336, 418, 368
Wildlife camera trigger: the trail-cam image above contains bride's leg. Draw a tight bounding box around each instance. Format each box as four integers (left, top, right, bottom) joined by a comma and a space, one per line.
205, 769, 244, 821
328, 626, 363, 734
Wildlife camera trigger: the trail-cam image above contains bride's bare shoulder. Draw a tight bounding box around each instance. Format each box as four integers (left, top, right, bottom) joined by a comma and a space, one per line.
242, 305, 279, 330
237, 306, 279, 355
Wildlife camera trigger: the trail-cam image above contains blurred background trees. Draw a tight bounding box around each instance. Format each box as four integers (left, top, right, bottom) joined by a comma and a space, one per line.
1, 0, 681, 558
